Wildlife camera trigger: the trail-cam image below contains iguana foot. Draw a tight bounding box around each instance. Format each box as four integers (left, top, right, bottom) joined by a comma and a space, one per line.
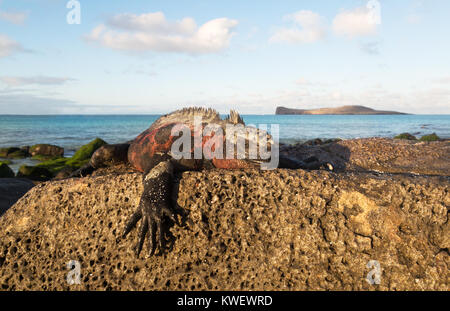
122, 160, 179, 256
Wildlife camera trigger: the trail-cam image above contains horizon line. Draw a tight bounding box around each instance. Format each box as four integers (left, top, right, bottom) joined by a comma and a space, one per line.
3, 113, 450, 116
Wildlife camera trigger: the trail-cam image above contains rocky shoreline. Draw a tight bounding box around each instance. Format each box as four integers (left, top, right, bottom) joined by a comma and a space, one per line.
0, 133, 444, 180
0, 136, 448, 290
0, 138, 107, 180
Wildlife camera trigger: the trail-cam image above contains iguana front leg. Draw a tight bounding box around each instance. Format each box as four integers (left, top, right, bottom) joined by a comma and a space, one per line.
122, 160, 178, 256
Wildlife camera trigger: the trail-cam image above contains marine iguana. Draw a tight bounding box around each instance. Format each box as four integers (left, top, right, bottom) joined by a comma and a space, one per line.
72, 107, 333, 256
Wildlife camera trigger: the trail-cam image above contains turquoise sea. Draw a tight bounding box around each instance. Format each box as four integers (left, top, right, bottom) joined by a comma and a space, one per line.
1, 114, 449, 173
1, 114, 449, 151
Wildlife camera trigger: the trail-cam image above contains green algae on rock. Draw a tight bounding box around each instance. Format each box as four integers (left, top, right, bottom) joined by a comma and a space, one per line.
36, 158, 70, 175
394, 133, 417, 140
68, 138, 107, 164
31, 155, 63, 161
0, 147, 19, 158
420, 133, 440, 142
7, 150, 29, 159
29, 138, 108, 178
0, 147, 29, 159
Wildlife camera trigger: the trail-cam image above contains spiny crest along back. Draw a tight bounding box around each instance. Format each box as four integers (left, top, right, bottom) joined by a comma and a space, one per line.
149, 107, 245, 132
148, 107, 222, 132
225, 110, 245, 125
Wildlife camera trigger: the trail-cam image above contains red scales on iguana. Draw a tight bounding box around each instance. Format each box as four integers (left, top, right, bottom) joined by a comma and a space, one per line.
71, 107, 333, 256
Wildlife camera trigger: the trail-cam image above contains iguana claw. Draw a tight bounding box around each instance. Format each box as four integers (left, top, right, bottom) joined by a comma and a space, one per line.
122, 160, 178, 256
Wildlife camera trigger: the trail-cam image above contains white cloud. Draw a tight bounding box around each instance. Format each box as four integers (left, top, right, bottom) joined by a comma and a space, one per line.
86, 12, 238, 55
0, 34, 24, 58
332, 7, 378, 38
0, 10, 28, 25
0, 76, 75, 87
108, 12, 197, 34
270, 10, 326, 44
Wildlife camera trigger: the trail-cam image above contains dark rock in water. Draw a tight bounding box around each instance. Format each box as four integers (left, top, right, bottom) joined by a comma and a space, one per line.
30, 138, 109, 178
0, 147, 30, 159
17, 165, 53, 181
394, 133, 417, 140
0, 147, 18, 158
0, 178, 34, 216
21, 146, 30, 154
0, 163, 15, 178
30, 144, 64, 158
0, 147, 28, 158
7, 150, 29, 159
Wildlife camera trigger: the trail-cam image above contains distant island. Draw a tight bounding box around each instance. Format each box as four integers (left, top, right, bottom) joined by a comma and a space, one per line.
276, 105, 408, 115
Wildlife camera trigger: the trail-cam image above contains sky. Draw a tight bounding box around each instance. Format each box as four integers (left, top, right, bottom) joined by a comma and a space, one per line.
0, 0, 449, 114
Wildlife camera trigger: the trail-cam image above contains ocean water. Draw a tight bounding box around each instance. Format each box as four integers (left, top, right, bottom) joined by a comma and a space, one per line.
0, 114, 449, 155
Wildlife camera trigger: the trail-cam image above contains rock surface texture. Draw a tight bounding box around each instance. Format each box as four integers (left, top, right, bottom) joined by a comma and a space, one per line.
0, 138, 448, 290
0, 169, 448, 290
281, 138, 449, 176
